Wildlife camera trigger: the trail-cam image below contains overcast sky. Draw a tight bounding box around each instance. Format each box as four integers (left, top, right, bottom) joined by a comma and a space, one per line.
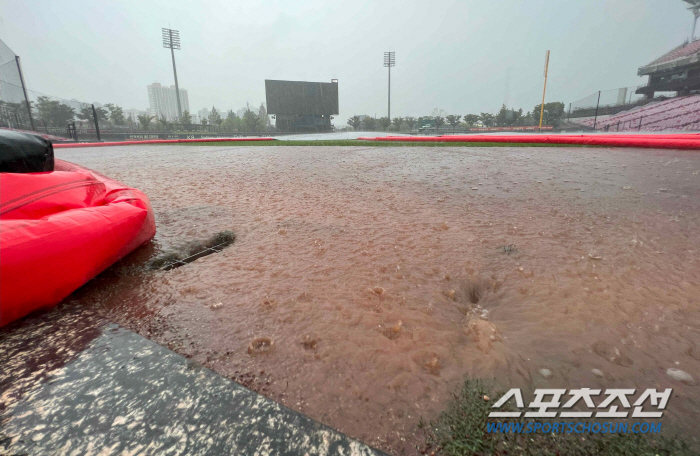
0, 0, 695, 123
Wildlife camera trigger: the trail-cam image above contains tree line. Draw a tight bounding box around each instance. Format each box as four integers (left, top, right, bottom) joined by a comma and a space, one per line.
346, 102, 566, 131
132, 103, 272, 132
3, 96, 566, 133
0, 97, 273, 133
177, 103, 271, 132
0, 97, 129, 130
121, 101, 271, 133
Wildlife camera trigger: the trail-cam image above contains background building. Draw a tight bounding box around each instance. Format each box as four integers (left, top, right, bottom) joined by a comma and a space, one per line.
147, 83, 189, 121
124, 108, 148, 123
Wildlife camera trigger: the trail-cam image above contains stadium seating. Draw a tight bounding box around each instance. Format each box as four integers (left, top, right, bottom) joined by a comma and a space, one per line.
570, 95, 700, 132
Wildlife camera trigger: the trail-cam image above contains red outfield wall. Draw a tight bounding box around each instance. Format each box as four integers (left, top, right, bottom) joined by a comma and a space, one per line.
358, 134, 700, 150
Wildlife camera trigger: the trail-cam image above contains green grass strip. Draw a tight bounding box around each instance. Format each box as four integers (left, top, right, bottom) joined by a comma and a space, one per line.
177, 139, 585, 148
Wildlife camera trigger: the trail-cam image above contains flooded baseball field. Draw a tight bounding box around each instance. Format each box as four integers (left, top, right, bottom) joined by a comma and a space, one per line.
56, 144, 700, 454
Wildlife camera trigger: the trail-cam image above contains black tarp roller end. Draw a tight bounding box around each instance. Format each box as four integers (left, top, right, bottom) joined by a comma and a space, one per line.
0, 130, 54, 173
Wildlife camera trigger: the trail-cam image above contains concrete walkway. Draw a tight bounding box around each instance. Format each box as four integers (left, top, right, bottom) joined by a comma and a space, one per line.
0, 307, 385, 456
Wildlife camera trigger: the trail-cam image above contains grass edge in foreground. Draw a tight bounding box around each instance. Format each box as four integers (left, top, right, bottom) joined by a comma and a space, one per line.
419, 379, 695, 456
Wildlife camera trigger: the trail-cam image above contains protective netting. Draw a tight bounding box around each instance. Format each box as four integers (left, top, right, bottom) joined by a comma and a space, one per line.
0, 39, 32, 130
27, 88, 91, 130
0, 39, 97, 140
569, 86, 647, 119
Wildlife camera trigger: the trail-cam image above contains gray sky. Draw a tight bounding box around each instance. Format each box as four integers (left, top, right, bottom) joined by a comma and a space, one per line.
0, 0, 695, 123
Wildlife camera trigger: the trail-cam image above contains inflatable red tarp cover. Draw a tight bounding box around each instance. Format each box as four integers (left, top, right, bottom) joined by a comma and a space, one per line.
357, 134, 700, 149
0, 159, 156, 326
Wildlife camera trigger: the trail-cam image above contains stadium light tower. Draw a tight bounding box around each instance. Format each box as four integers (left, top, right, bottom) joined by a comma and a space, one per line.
684, 0, 700, 40
384, 51, 395, 120
162, 28, 182, 119
538, 50, 550, 130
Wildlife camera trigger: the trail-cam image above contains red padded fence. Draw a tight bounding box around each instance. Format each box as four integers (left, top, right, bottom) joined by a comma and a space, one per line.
358, 134, 700, 149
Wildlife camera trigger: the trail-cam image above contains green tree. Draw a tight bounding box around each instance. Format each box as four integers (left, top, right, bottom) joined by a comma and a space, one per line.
201, 117, 208, 126
77, 106, 92, 127
463, 114, 479, 127
378, 116, 391, 131
392, 117, 403, 131
181, 110, 192, 129
495, 105, 508, 127
220, 116, 238, 131
77, 106, 101, 127
404, 116, 416, 131
96, 106, 108, 122
479, 112, 495, 127
532, 101, 566, 127
137, 114, 154, 130
434, 116, 445, 131
103, 104, 114, 120
104, 103, 125, 126
493, 105, 523, 127
445, 115, 462, 131
35, 96, 75, 127
258, 103, 270, 130
513, 108, 524, 126
361, 116, 376, 131
157, 115, 170, 131
347, 116, 362, 130
243, 104, 260, 131
221, 110, 239, 131
208, 106, 222, 126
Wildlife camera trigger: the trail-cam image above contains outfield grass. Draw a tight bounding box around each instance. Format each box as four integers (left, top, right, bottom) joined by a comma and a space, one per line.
419, 380, 695, 456
178, 139, 581, 147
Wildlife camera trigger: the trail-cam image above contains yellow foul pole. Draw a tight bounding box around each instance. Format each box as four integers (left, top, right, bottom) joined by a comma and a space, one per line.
539, 50, 550, 130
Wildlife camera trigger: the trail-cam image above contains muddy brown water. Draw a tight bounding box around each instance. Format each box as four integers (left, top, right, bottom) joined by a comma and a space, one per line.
56, 145, 700, 454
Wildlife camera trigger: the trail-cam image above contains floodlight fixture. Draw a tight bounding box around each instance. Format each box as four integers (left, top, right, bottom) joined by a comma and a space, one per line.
383, 52, 395, 68
684, 1, 700, 39
162, 28, 183, 119
383, 52, 396, 119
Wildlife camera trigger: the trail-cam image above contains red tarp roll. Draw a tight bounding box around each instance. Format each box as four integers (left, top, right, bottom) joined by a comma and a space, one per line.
357, 134, 700, 149
0, 160, 156, 326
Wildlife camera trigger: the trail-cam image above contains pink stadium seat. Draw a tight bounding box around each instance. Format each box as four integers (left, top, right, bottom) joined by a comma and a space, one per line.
580, 95, 700, 132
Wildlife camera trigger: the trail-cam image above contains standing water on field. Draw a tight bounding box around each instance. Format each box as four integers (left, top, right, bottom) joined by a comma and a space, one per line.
57, 144, 700, 454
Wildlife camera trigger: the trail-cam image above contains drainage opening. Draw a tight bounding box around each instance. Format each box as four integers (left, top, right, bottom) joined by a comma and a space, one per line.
149, 230, 235, 271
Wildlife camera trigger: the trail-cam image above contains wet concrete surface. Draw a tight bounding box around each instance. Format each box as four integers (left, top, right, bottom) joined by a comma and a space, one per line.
0, 306, 385, 456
